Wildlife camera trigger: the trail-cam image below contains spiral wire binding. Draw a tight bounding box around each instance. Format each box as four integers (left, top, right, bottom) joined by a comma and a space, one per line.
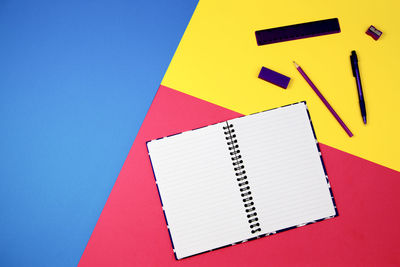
223, 122, 261, 234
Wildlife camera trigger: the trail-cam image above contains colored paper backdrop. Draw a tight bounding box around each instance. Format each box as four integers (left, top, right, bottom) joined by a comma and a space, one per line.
0, 1, 197, 266
3, 0, 400, 266
163, 0, 400, 171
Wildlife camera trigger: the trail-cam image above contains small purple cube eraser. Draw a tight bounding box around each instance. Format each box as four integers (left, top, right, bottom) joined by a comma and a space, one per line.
258, 66, 290, 89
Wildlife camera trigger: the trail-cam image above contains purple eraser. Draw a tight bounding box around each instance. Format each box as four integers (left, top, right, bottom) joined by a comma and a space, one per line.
258, 66, 290, 89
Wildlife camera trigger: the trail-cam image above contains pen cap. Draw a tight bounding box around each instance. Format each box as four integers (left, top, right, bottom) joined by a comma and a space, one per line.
351, 50, 358, 61
350, 51, 358, 76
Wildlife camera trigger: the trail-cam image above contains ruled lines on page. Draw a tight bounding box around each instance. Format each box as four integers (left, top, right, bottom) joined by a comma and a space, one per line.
229, 103, 336, 234
147, 122, 251, 259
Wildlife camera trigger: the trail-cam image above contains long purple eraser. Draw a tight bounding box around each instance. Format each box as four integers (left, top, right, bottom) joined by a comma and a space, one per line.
258, 66, 290, 89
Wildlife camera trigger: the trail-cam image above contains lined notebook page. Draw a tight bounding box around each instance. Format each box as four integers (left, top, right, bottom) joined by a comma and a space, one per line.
147, 122, 252, 259
229, 103, 336, 234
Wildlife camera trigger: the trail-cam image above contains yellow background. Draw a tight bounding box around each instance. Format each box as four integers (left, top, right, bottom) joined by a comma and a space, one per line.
162, 0, 400, 171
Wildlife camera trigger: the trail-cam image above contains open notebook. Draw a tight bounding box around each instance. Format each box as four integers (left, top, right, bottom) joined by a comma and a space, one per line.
146, 102, 337, 259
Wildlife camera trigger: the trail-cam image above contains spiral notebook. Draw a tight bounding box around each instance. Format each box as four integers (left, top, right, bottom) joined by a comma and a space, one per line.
146, 102, 337, 260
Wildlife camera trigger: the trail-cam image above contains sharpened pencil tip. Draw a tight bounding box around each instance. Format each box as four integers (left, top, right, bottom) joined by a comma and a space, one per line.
293, 61, 299, 68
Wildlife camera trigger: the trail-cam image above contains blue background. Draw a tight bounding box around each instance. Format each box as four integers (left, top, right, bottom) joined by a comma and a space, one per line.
0, 1, 197, 266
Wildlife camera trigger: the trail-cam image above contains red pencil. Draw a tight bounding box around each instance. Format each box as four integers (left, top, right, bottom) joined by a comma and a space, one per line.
293, 61, 353, 137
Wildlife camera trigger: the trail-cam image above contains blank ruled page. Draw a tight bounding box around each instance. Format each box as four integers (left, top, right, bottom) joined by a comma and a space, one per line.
147, 122, 251, 259
229, 103, 336, 234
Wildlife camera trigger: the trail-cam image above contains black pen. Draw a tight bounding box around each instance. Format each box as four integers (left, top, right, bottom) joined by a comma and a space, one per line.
350, 50, 367, 124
